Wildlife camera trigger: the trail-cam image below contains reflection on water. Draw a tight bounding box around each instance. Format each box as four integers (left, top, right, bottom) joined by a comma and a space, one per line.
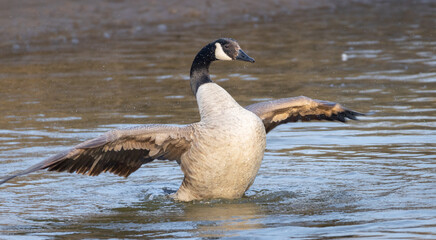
184, 201, 263, 238
1, 1, 435, 239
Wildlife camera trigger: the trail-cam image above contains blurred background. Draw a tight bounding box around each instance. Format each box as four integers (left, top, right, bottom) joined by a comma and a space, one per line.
0, 0, 435, 239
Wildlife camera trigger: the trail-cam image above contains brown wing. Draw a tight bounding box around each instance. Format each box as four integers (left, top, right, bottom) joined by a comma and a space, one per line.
245, 96, 364, 133
0, 124, 193, 184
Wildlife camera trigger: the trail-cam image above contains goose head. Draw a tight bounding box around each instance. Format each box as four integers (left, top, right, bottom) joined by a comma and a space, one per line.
214, 38, 255, 63
190, 38, 254, 95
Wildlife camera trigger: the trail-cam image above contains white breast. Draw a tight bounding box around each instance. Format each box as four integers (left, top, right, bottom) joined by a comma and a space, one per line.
196, 83, 242, 120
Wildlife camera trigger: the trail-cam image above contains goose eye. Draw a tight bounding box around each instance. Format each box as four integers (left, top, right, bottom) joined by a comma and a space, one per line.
223, 45, 230, 49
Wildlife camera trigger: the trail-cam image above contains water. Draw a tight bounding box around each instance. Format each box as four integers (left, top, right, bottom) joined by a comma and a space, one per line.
1, 1, 435, 239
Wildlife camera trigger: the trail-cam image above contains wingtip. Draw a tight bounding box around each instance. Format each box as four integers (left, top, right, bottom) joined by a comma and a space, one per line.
346, 109, 366, 119
360, 111, 374, 116
354, 111, 366, 116
0, 175, 16, 185
0, 159, 51, 186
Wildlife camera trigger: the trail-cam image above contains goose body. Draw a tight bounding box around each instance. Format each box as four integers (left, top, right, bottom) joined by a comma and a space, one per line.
0, 38, 363, 201
176, 83, 266, 201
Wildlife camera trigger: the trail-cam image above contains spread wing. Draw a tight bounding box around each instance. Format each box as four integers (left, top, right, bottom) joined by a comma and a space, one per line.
0, 124, 193, 184
245, 96, 364, 133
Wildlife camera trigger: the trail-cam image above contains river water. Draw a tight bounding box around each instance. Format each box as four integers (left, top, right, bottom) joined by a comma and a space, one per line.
0, 1, 435, 239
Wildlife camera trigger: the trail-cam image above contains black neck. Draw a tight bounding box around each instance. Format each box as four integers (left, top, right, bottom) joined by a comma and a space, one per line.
190, 43, 215, 96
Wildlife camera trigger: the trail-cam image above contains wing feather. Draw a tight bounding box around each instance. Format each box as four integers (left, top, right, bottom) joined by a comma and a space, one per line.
245, 96, 363, 133
0, 124, 193, 184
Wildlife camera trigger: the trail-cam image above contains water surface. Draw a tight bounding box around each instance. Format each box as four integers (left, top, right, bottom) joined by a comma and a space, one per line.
0, 2, 435, 239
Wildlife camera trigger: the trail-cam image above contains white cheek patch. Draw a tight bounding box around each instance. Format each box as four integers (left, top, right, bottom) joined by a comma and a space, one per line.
215, 42, 232, 61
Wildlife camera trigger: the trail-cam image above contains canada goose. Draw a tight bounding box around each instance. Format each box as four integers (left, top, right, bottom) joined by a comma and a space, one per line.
0, 38, 363, 201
